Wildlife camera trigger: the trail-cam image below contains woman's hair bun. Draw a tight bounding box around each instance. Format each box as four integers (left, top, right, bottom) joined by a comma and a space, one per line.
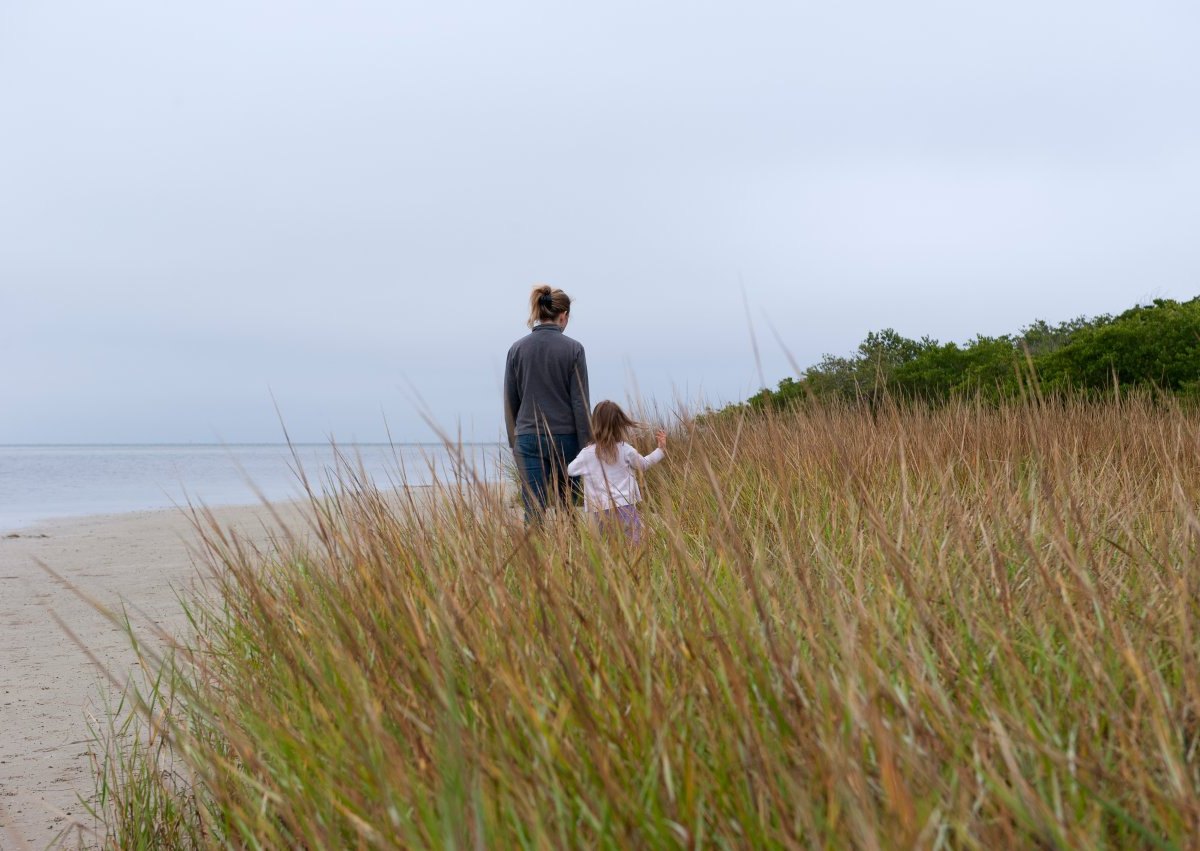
528, 284, 572, 328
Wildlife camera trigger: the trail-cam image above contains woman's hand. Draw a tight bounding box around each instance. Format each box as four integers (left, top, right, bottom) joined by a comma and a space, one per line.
656, 429, 667, 450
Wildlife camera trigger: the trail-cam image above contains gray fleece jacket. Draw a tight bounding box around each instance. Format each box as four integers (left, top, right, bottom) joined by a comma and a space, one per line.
503, 324, 591, 450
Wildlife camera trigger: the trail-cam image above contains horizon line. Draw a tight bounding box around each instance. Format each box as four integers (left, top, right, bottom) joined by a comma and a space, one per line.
0, 441, 506, 448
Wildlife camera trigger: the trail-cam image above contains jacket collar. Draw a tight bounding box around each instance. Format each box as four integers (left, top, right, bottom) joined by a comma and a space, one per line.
532, 323, 564, 333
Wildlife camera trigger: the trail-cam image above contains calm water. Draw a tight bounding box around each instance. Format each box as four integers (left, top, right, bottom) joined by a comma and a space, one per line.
0, 444, 507, 532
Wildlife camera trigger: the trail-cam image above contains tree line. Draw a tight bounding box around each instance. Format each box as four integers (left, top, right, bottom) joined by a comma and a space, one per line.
739, 296, 1200, 410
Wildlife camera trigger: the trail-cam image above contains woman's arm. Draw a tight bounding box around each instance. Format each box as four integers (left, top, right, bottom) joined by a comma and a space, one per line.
570, 347, 591, 450
503, 348, 521, 450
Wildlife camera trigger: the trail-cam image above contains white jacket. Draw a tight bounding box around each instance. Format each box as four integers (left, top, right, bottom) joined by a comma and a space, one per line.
567, 442, 665, 511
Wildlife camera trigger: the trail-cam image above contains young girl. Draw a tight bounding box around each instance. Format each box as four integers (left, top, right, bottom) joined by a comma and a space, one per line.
567, 401, 667, 543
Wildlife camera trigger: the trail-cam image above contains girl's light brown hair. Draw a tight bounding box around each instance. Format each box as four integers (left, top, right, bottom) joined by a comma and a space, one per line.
591, 400, 637, 464
528, 284, 572, 328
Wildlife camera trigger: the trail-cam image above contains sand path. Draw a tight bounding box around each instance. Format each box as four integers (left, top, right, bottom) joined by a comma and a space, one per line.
0, 502, 307, 849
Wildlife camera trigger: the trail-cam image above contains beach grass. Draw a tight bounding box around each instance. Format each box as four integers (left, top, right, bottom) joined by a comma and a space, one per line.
90, 394, 1200, 848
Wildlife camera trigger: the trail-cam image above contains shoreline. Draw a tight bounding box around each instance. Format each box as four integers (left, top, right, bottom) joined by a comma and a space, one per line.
0, 497, 310, 538
0, 498, 331, 848
1, 501, 269, 538
0, 441, 509, 540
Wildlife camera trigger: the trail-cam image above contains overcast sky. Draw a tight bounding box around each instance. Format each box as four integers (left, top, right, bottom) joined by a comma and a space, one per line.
2, 1, 1197, 444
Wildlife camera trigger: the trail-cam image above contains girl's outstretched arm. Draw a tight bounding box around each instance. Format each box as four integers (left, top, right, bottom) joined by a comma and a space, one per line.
626, 434, 666, 471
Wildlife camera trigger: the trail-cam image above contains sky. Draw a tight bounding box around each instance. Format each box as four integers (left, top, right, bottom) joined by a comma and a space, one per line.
2, 1, 1198, 444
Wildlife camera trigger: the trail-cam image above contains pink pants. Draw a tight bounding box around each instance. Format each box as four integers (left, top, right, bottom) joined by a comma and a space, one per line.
593, 505, 643, 544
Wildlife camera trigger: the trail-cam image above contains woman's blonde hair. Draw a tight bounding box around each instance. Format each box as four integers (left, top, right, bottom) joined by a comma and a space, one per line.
591, 400, 637, 464
528, 284, 572, 328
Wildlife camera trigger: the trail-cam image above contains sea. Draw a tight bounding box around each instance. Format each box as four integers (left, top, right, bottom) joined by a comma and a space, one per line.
0, 443, 508, 532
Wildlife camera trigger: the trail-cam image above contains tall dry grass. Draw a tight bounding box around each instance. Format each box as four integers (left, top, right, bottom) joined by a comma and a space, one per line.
93, 395, 1200, 849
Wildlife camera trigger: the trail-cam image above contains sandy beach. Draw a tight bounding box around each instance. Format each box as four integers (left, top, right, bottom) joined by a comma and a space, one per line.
0, 501, 312, 849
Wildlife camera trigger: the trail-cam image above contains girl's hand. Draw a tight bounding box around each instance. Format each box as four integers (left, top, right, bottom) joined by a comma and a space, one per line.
656, 429, 667, 450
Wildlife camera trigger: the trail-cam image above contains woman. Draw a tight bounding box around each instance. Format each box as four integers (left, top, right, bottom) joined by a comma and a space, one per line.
504, 284, 591, 521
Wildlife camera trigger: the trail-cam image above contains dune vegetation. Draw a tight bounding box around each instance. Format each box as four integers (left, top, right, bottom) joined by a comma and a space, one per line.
740, 296, 1200, 410
90, 392, 1200, 849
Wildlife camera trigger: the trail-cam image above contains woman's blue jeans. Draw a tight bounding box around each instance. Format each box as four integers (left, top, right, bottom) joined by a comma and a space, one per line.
514, 433, 581, 522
